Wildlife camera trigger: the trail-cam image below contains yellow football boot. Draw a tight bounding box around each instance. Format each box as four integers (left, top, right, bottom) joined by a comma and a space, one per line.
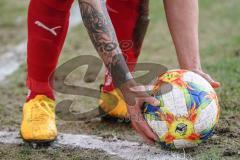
20, 95, 57, 142
99, 89, 129, 119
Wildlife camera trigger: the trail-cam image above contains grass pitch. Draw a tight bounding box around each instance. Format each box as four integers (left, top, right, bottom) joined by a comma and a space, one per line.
0, 0, 240, 159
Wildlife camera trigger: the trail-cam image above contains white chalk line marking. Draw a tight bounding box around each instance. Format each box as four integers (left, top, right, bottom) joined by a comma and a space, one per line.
0, 3, 82, 82
0, 131, 186, 160
0, 41, 27, 81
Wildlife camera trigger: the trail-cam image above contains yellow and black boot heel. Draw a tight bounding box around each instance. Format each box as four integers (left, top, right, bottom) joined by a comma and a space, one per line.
99, 88, 130, 123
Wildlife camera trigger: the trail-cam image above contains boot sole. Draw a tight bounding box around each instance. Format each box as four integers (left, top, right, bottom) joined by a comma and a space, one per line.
19, 131, 57, 145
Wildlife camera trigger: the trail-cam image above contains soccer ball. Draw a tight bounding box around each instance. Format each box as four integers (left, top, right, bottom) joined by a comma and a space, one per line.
143, 69, 220, 149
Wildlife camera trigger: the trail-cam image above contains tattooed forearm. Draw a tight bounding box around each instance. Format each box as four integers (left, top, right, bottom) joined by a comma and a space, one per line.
78, 0, 115, 54
78, 0, 133, 87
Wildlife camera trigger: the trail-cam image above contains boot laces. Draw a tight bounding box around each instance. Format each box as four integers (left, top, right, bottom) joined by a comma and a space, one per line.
30, 98, 54, 123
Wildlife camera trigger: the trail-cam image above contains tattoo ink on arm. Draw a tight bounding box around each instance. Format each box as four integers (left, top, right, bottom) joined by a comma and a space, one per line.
78, 0, 133, 88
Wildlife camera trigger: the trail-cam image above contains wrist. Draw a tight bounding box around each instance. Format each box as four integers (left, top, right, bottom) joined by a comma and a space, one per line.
180, 64, 202, 72
119, 78, 137, 90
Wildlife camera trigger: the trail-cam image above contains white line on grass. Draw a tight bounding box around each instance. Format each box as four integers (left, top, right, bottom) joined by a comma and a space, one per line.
0, 3, 82, 82
0, 131, 186, 160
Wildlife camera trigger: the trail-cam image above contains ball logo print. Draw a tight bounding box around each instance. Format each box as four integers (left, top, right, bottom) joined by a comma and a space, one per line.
143, 69, 220, 149
175, 123, 188, 136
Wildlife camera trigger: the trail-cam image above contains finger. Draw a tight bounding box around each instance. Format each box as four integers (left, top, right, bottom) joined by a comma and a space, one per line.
130, 111, 158, 142
132, 123, 155, 145
201, 73, 221, 89
129, 103, 159, 141
142, 96, 160, 106
135, 91, 159, 107
129, 85, 160, 106
192, 70, 221, 89
136, 120, 158, 142
211, 81, 221, 89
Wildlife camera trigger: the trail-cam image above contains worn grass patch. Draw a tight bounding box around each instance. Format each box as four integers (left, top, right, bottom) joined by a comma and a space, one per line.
0, 144, 121, 160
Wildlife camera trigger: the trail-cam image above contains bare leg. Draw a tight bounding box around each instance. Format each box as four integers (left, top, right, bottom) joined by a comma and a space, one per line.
163, 0, 220, 88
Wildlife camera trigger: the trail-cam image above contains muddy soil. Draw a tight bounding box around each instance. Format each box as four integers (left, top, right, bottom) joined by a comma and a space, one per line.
0, 143, 122, 160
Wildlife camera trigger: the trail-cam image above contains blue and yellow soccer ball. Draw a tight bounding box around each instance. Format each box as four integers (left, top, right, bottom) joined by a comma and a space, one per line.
143, 69, 220, 149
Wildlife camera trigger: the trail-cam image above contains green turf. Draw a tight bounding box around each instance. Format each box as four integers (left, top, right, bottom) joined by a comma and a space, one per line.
0, 0, 27, 53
